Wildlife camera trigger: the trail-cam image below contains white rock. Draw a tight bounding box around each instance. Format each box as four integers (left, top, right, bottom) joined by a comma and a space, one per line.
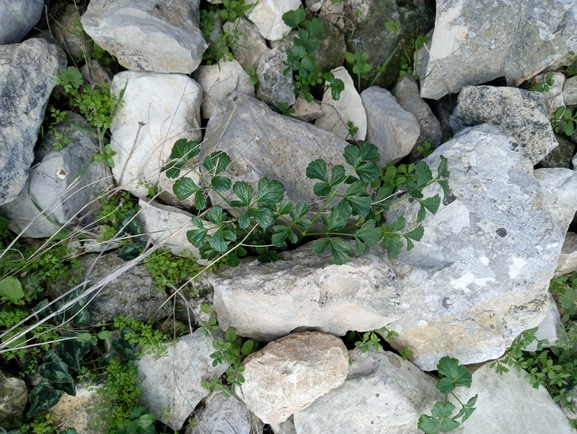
193, 59, 254, 119
245, 0, 301, 41
292, 96, 323, 122
523, 294, 564, 351
109, 72, 202, 198
563, 75, 577, 106
315, 67, 367, 141
556, 232, 577, 277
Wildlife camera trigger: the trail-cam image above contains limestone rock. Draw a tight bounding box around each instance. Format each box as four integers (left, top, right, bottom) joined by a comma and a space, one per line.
48, 382, 102, 434
236, 332, 349, 424
533, 168, 577, 233
80, 59, 113, 85
315, 67, 366, 141
315, 18, 347, 73
52, 4, 89, 60
523, 294, 564, 352
556, 232, 577, 276
361, 86, 420, 165
0, 371, 27, 429
109, 71, 202, 198
245, 0, 301, 41
0, 38, 66, 206
449, 86, 558, 164
0, 113, 111, 238
417, 0, 577, 100
563, 75, 577, 106
256, 50, 296, 108
210, 241, 401, 342
81, 0, 207, 73
0, 0, 43, 44
137, 330, 227, 431
293, 349, 442, 434
193, 59, 254, 119
292, 96, 323, 122
224, 18, 270, 71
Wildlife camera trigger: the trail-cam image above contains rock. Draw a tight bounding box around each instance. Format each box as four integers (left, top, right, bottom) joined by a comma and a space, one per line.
137, 330, 227, 431
0, 112, 111, 238
531, 72, 565, 118
157, 170, 198, 211
224, 18, 269, 71
563, 75, 577, 106
384, 125, 577, 370
392, 75, 443, 152
201, 92, 349, 209
269, 417, 297, 434
193, 59, 254, 119
109, 71, 203, 198
80, 59, 113, 85
52, 4, 89, 60
293, 349, 442, 433
0, 38, 66, 206
81, 0, 207, 73
0, 371, 27, 429
315, 67, 366, 141
360, 86, 420, 165
523, 294, 564, 351
256, 50, 296, 108
292, 96, 323, 122
417, 0, 577, 100
540, 134, 576, 168
210, 241, 401, 342
186, 391, 263, 434
47, 382, 102, 434
0, 0, 44, 44
448, 86, 558, 164
450, 363, 574, 433
236, 332, 349, 424
245, 0, 301, 41
315, 19, 346, 73
556, 232, 577, 276
47, 253, 170, 325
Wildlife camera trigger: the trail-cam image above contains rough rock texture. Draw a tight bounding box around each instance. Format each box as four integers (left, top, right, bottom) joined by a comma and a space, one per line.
0, 38, 66, 206
0, 113, 111, 238
109, 72, 202, 198
361, 87, 420, 165
540, 134, 575, 168
82, 0, 207, 73
556, 232, 577, 276
237, 332, 349, 424
292, 96, 323, 122
564, 75, 577, 106
48, 382, 102, 434
210, 241, 401, 342
186, 391, 263, 434
201, 92, 349, 209
47, 254, 170, 325
315, 67, 366, 141
80, 59, 113, 85
448, 86, 558, 164
392, 76, 442, 151
385, 125, 577, 370
0, 371, 27, 429
193, 59, 254, 119
245, 0, 300, 41
224, 18, 270, 71
315, 19, 347, 73
256, 50, 296, 108
523, 294, 564, 351
53, 4, 89, 60
137, 330, 227, 431
450, 363, 574, 433
293, 349, 442, 434
533, 168, 577, 232
0, 0, 43, 44
417, 0, 577, 100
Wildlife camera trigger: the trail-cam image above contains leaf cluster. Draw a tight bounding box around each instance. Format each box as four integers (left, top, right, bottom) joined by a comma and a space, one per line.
552, 106, 577, 137
350, 325, 414, 360
530, 72, 554, 93
144, 249, 203, 292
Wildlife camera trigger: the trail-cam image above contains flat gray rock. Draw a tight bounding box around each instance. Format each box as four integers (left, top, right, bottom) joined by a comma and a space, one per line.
0, 0, 43, 44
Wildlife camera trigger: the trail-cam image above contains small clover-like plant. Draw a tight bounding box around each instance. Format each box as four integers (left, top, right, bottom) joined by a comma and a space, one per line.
418, 356, 477, 433
552, 106, 577, 136
93, 143, 117, 168
530, 72, 554, 93
345, 50, 371, 92
352, 325, 414, 361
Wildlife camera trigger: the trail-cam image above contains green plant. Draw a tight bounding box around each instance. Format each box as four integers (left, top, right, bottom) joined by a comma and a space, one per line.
245, 64, 258, 86
418, 356, 477, 433
144, 249, 203, 292
110, 406, 156, 434
96, 191, 140, 241
346, 121, 359, 141
277, 102, 295, 117
385, 20, 401, 35
552, 106, 577, 136
112, 316, 174, 356
530, 72, 554, 92
40, 107, 72, 151
345, 51, 371, 92
220, 0, 254, 23
351, 325, 413, 360
282, 8, 345, 103
400, 34, 428, 79
417, 143, 434, 158
17, 413, 78, 434
550, 271, 577, 320
93, 143, 117, 168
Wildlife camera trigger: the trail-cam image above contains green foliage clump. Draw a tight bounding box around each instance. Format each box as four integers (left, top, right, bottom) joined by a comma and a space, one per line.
112, 316, 173, 356
400, 34, 428, 79
96, 191, 141, 241
552, 106, 577, 137
144, 249, 203, 291
530, 72, 554, 93
350, 325, 413, 360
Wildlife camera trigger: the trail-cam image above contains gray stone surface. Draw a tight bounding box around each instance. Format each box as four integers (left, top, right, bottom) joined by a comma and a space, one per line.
81, 0, 207, 73
563, 75, 577, 106
256, 50, 296, 108
137, 330, 227, 431
201, 92, 349, 210
0, 112, 111, 238
0, 0, 43, 44
293, 349, 442, 434
109, 71, 202, 198
523, 294, 564, 352
292, 96, 323, 122
361, 86, 420, 165
245, 0, 300, 41
210, 241, 401, 342
540, 134, 575, 168
315, 18, 347, 73
53, 4, 89, 61
237, 332, 349, 424
532, 72, 565, 118
417, 0, 577, 100
556, 232, 577, 276
0, 371, 27, 429
385, 125, 577, 370
223, 18, 269, 72
449, 86, 558, 164
0, 38, 66, 206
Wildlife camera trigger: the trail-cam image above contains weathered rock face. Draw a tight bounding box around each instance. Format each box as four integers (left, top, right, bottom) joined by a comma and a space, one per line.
245, 0, 300, 41
81, 0, 207, 73
256, 50, 296, 108
315, 18, 347, 73
0, 0, 43, 44
48, 382, 102, 434
417, 0, 577, 100
523, 294, 564, 352
210, 241, 401, 342
109, 71, 203, 198
0, 112, 111, 238
384, 124, 577, 370
0, 38, 66, 206
0, 371, 27, 429
540, 134, 575, 168
293, 349, 442, 434
137, 330, 227, 431
448, 86, 558, 164
556, 232, 577, 276
564, 75, 577, 105
224, 18, 270, 71
200, 92, 349, 209
53, 4, 89, 61
236, 332, 349, 424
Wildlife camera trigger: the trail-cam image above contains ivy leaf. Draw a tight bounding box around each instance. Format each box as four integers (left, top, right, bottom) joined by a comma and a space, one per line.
211, 176, 231, 192
173, 177, 199, 200
203, 151, 231, 175
356, 219, 381, 246
170, 139, 200, 161
416, 160, 433, 188
0, 277, 24, 304
206, 206, 228, 227
437, 356, 473, 393
306, 159, 329, 182
256, 178, 284, 205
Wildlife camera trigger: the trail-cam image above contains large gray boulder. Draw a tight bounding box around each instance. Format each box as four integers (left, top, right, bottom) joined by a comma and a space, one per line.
81, 0, 207, 73
0, 0, 43, 44
385, 124, 577, 370
0, 38, 66, 206
417, 0, 577, 100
